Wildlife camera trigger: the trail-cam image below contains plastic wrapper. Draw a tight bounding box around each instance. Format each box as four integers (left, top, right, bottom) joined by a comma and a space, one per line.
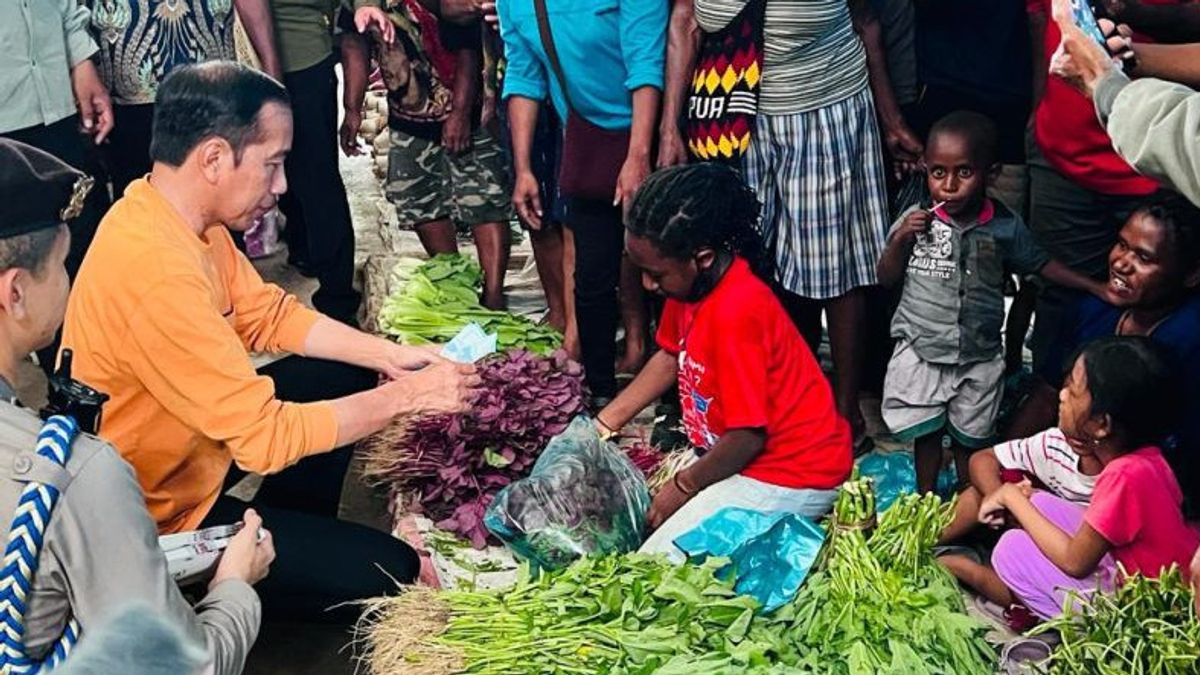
855, 450, 957, 512
484, 417, 651, 571
673, 507, 826, 612
891, 172, 931, 222
243, 208, 283, 259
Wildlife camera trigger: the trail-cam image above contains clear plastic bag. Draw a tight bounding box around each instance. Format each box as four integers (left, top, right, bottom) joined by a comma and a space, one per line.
484, 416, 651, 571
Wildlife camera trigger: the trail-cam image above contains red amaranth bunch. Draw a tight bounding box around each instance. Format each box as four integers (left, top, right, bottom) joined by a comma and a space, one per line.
361, 349, 587, 547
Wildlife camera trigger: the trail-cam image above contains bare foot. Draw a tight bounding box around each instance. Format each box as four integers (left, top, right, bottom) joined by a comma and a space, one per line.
481, 290, 506, 312
562, 332, 581, 361
543, 310, 567, 334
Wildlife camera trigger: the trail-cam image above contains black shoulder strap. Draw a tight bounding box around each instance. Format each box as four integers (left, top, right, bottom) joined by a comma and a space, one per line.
533, 0, 575, 112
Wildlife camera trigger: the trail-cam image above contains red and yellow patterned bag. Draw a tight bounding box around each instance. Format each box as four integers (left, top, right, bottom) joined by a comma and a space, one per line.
686, 0, 766, 164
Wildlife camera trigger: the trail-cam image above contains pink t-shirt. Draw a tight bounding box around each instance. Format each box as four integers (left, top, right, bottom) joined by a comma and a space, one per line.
1084, 447, 1200, 579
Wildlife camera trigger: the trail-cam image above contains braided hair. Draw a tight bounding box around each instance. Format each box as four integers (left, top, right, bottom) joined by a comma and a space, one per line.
626, 164, 774, 284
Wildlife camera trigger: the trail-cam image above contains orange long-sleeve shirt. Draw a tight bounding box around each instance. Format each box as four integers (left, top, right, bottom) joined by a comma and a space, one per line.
62, 179, 340, 533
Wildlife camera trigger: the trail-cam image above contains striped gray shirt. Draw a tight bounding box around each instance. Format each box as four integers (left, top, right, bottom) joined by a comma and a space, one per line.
695, 0, 869, 114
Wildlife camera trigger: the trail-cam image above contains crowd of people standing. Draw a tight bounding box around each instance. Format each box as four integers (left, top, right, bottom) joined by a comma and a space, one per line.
5, 0, 1200, 671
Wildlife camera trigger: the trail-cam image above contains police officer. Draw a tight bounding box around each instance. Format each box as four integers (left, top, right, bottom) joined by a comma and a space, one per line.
0, 138, 268, 674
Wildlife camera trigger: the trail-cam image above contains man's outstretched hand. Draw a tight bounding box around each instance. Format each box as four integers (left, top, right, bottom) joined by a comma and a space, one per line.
1049, 0, 1134, 98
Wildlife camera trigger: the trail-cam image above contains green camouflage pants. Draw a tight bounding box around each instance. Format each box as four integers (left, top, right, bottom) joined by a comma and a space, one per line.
385, 127, 513, 230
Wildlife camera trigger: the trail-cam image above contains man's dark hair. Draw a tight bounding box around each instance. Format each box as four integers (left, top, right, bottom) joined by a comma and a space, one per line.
1074, 335, 1182, 450
150, 61, 290, 167
929, 110, 999, 167
0, 227, 62, 279
1134, 190, 1200, 270
626, 163, 773, 283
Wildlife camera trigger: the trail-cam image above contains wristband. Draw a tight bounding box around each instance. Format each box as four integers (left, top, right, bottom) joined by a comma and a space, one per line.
595, 417, 619, 442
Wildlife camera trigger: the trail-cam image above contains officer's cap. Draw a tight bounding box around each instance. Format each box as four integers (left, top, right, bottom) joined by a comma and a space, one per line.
0, 139, 93, 238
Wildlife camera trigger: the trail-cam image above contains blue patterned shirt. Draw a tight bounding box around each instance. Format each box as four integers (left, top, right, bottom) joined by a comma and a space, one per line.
87, 0, 237, 105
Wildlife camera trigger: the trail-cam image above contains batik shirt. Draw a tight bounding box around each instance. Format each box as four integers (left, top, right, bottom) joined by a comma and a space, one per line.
88, 0, 237, 105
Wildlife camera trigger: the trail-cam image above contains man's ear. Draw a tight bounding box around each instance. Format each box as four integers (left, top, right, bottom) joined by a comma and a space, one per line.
0, 269, 25, 320
695, 247, 717, 271
196, 138, 232, 183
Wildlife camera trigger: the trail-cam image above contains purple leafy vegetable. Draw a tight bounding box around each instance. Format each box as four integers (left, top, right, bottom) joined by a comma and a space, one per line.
361, 349, 587, 546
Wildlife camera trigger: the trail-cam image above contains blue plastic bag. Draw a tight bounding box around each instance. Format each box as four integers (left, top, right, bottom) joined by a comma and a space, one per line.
673, 507, 826, 612
856, 450, 957, 511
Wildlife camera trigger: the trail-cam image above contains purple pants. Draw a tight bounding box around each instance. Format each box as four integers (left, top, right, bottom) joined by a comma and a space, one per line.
992, 492, 1118, 619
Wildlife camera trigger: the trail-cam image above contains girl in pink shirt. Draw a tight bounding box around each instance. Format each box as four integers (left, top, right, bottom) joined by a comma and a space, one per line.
940, 336, 1200, 625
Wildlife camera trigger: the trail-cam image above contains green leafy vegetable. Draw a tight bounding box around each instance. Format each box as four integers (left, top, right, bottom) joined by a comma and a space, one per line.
378, 254, 562, 354
1035, 565, 1200, 675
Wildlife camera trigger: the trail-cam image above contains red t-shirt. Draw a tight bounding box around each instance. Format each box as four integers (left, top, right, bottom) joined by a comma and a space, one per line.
656, 258, 852, 490
1084, 447, 1200, 579
1027, 0, 1164, 195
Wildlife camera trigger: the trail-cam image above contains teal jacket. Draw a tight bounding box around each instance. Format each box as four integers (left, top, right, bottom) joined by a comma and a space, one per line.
498, 0, 667, 130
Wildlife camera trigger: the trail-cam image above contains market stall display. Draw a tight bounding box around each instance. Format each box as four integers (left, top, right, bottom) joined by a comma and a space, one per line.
361, 349, 587, 547
1034, 565, 1200, 674
484, 418, 652, 571
359, 477, 998, 674
357, 554, 762, 675
378, 254, 562, 354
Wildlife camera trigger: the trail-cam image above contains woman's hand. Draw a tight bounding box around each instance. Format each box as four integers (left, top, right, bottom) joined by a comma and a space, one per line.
883, 122, 924, 179
614, 155, 651, 211
355, 6, 395, 44
211, 509, 275, 589
512, 170, 543, 230
656, 129, 689, 169
647, 476, 693, 530
385, 360, 482, 417
71, 60, 113, 145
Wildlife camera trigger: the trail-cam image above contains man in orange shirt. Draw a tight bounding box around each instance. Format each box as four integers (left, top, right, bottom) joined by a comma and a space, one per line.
61, 61, 478, 624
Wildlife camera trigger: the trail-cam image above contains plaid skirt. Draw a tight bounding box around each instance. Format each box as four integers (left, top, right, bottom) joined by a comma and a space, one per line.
743, 87, 889, 300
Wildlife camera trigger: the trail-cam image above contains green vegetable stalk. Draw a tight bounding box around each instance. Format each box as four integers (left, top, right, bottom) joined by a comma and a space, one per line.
1035, 565, 1200, 675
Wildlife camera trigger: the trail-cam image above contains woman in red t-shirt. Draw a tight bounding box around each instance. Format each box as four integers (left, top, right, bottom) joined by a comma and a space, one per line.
596, 164, 852, 559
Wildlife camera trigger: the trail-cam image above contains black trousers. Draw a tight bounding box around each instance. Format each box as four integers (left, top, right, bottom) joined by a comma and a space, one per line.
2, 115, 109, 373
201, 356, 419, 624
280, 57, 360, 324
565, 197, 624, 399
104, 103, 155, 198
